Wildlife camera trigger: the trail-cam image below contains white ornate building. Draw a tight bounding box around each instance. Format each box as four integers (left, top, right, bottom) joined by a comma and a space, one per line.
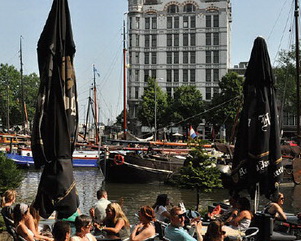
127, 0, 232, 135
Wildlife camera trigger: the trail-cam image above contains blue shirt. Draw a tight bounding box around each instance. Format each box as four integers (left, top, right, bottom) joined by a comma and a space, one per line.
165, 224, 197, 241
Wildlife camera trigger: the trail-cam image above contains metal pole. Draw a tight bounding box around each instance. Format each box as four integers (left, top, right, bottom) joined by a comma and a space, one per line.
154, 80, 157, 141
295, 0, 300, 138
123, 20, 127, 140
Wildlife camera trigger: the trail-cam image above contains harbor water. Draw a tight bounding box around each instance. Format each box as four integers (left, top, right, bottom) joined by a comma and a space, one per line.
16, 169, 301, 223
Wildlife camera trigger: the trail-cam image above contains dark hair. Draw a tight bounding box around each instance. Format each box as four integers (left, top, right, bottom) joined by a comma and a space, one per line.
74, 215, 92, 233
271, 192, 284, 203
52, 221, 70, 241
13, 203, 28, 224
204, 220, 224, 241
238, 197, 251, 211
152, 194, 168, 209
97, 189, 107, 200
139, 206, 155, 222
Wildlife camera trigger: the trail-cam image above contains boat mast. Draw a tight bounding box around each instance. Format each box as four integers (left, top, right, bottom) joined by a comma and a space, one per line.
93, 65, 99, 144
295, 0, 300, 139
19, 35, 26, 134
123, 20, 128, 140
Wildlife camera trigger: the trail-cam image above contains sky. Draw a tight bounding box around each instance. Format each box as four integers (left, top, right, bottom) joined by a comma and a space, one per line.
0, 0, 295, 124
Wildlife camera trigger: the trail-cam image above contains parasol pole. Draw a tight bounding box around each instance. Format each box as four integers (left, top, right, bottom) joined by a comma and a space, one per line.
295, 0, 300, 140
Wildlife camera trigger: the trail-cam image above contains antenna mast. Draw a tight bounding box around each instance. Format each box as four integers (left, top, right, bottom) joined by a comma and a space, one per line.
295, 0, 300, 139
123, 20, 127, 140
19, 35, 26, 134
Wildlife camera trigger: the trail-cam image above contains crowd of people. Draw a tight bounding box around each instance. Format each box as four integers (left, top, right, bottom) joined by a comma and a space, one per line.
1, 188, 301, 241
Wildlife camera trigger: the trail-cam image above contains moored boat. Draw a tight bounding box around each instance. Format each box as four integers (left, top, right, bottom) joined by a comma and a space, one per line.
6, 148, 100, 167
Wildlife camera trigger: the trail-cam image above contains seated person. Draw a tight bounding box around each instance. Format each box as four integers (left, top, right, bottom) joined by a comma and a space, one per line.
14, 203, 53, 241
89, 189, 111, 224
130, 206, 156, 241
152, 194, 171, 222
220, 193, 240, 224
1, 190, 16, 236
71, 215, 97, 241
204, 220, 226, 241
101, 203, 130, 240
165, 206, 203, 241
228, 197, 252, 232
264, 192, 287, 221
52, 220, 71, 241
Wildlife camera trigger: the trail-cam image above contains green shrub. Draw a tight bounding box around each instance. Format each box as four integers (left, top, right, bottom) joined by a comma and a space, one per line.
0, 153, 24, 194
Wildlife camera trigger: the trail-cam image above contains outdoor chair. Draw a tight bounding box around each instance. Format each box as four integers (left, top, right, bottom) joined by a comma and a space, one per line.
252, 213, 297, 240
154, 220, 168, 240
242, 227, 259, 241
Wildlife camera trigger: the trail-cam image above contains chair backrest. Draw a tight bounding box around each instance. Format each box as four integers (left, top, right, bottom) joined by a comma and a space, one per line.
243, 227, 259, 241
154, 221, 167, 240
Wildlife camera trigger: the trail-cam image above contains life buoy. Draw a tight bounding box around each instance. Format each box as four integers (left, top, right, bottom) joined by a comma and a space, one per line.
113, 154, 124, 165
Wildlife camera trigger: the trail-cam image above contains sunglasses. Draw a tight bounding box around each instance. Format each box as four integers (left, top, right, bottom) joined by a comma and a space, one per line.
280, 197, 285, 200
175, 213, 187, 219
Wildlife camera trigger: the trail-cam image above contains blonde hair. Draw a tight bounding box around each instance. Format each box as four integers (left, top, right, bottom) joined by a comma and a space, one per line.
1, 190, 16, 207
107, 203, 130, 227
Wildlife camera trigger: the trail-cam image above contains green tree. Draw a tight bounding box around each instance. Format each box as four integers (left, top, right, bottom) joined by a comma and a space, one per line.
137, 78, 168, 133
0, 63, 39, 130
274, 47, 297, 115
168, 140, 222, 209
0, 153, 24, 194
205, 72, 244, 141
170, 85, 204, 131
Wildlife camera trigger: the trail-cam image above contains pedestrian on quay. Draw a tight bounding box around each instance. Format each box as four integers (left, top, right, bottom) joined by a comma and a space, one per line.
130, 206, 156, 241
52, 220, 71, 241
89, 189, 111, 224
165, 206, 203, 241
71, 214, 97, 241
152, 194, 171, 222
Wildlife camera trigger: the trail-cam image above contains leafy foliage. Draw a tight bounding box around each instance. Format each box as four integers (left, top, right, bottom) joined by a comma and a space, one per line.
169, 140, 222, 192
0, 63, 39, 130
204, 72, 244, 141
0, 153, 24, 194
137, 78, 168, 129
170, 85, 204, 128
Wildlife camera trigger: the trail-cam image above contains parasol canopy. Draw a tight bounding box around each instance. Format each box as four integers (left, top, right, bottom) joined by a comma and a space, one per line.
231, 37, 283, 198
31, 0, 79, 219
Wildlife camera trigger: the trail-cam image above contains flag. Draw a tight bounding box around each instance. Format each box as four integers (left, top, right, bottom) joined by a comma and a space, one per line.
190, 126, 197, 139
31, 0, 79, 219
93, 64, 100, 77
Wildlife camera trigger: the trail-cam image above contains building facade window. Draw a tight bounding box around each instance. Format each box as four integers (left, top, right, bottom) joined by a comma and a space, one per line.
183, 33, 188, 46
167, 52, 172, 64
151, 69, 156, 78
206, 69, 211, 82
183, 51, 188, 64
136, 17, 140, 29
213, 15, 219, 27
145, 17, 150, 29
183, 69, 188, 82
135, 87, 139, 99
167, 34, 172, 46
206, 33, 211, 45
190, 69, 195, 82
129, 34, 132, 47
167, 69, 172, 82
166, 87, 172, 97
144, 52, 149, 64
213, 69, 219, 82
174, 69, 179, 82
174, 16, 179, 28
184, 4, 196, 12
151, 52, 157, 64
167, 17, 172, 29
135, 52, 139, 64
206, 15, 211, 27
129, 17, 132, 29
206, 87, 211, 100
144, 70, 149, 82
136, 34, 139, 46
213, 87, 219, 97
190, 33, 196, 46
151, 34, 157, 47
213, 32, 219, 45
190, 16, 196, 28
167, 4, 179, 14
174, 34, 179, 46
152, 17, 157, 29
190, 51, 196, 63
135, 70, 139, 82
206, 51, 211, 63
174, 52, 179, 64
183, 16, 188, 28
213, 50, 219, 63
145, 35, 150, 48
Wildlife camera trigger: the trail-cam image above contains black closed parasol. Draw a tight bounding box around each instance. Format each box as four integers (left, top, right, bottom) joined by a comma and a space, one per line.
31, 0, 79, 219
231, 37, 283, 199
